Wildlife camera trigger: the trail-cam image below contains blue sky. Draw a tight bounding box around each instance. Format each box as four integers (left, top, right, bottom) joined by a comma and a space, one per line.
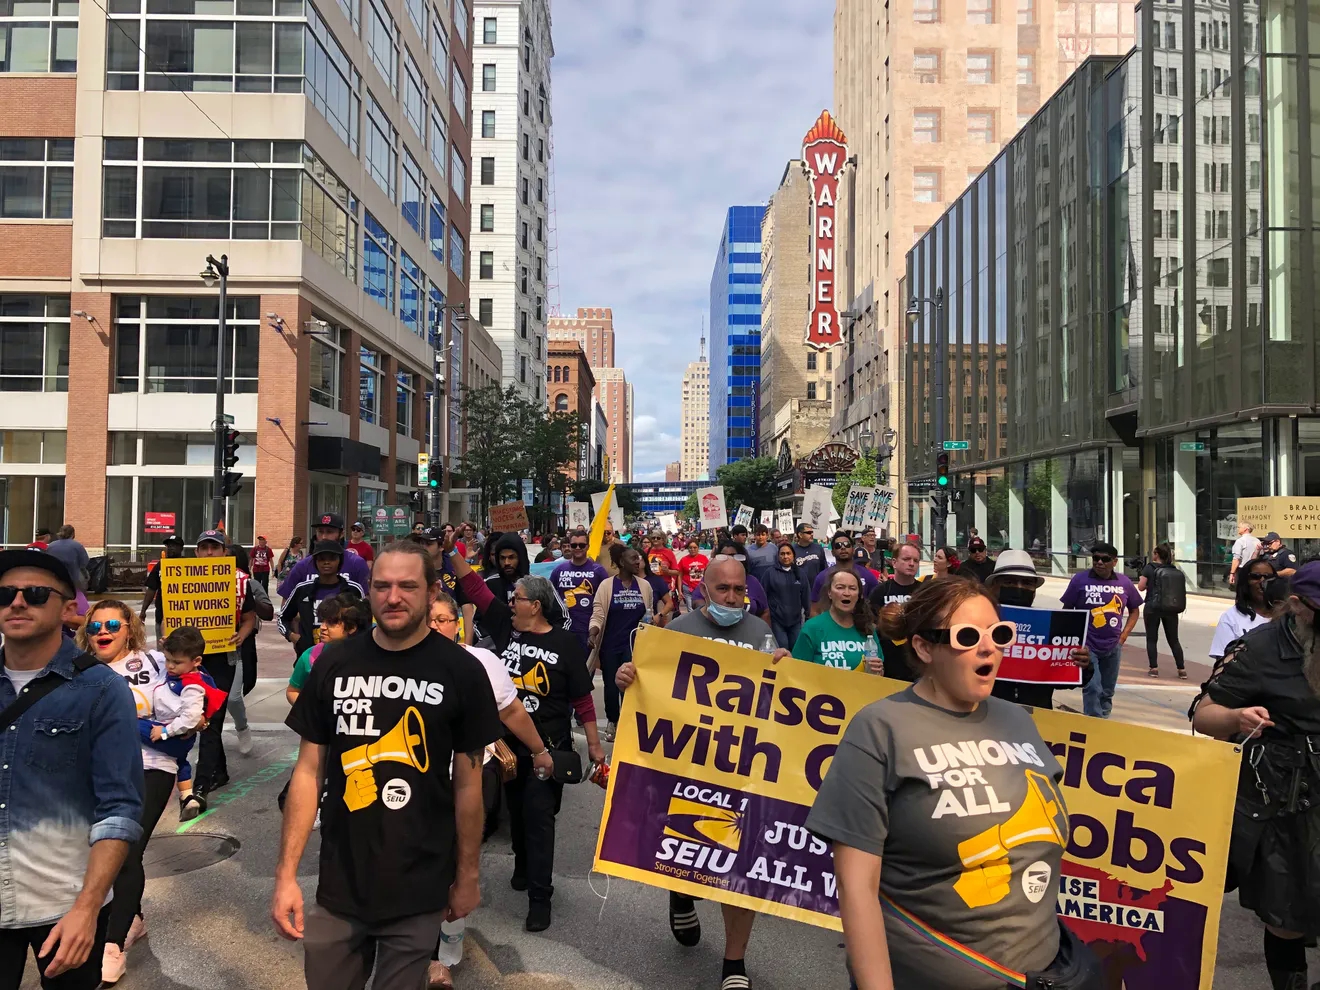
549, 0, 834, 482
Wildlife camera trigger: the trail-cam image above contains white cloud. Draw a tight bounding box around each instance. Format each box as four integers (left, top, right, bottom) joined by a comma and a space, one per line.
550, 1, 834, 480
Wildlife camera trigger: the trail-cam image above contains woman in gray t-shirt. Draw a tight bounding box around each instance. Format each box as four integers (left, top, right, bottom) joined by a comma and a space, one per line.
806, 577, 1071, 990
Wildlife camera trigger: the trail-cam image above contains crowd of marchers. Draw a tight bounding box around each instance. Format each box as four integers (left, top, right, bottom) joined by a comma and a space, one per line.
1, 512, 1317, 990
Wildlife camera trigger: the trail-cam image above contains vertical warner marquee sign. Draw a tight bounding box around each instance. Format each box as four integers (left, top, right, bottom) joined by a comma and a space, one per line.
802, 110, 849, 350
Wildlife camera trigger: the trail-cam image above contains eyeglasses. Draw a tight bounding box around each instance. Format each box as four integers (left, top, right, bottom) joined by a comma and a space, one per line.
432, 614, 459, 625
1092, 555, 1115, 564
1246, 571, 1270, 582
0, 585, 70, 608
833, 542, 852, 550
720, 553, 747, 562
87, 619, 124, 634
512, 595, 533, 605
917, 621, 1017, 651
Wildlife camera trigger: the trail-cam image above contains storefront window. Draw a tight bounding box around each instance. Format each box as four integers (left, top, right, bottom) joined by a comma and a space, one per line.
104, 475, 253, 558
0, 430, 64, 462
0, 475, 63, 547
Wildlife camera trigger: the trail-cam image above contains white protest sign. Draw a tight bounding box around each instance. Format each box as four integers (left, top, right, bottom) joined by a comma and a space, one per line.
865, 487, 897, 528
567, 502, 591, 530
732, 504, 755, 529
591, 490, 625, 531
840, 484, 871, 531
776, 509, 794, 534
801, 486, 834, 532
695, 486, 728, 530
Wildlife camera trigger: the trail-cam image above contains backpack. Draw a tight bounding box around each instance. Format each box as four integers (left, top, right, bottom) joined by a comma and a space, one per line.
1150, 565, 1187, 614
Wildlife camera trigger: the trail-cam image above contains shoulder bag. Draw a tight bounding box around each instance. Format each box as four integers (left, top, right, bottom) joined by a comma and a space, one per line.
879, 891, 1102, 990
0, 652, 98, 733
490, 738, 519, 783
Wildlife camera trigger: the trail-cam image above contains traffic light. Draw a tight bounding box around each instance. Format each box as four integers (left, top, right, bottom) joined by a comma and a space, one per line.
936, 451, 950, 488
408, 490, 423, 511
221, 429, 243, 497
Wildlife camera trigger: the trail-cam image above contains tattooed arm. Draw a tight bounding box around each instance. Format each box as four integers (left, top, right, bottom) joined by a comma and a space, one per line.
446, 747, 486, 921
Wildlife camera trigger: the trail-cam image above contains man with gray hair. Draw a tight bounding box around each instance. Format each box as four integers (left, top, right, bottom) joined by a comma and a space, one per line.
1230, 521, 1261, 587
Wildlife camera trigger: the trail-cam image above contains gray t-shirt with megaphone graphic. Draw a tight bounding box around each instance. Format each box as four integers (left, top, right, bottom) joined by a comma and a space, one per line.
806, 687, 1067, 990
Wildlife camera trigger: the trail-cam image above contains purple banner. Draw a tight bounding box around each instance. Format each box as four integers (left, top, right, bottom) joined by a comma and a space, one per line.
597, 762, 840, 918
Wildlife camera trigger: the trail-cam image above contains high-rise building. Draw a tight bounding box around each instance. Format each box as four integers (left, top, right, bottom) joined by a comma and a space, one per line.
708, 205, 766, 475
830, 0, 1137, 522
546, 339, 594, 480
680, 336, 710, 482
470, 0, 553, 402
0, 0, 476, 553
665, 462, 682, 482
548, 306, 630, 483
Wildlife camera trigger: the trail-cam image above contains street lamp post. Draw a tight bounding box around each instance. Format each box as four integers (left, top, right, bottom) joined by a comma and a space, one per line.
430, 305, 478, 527
201, 254, 229, 530
907, 287, 946, 549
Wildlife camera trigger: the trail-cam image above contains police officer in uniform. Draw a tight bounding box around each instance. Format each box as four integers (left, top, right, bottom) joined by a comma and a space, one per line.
1191, 560, 1320, 990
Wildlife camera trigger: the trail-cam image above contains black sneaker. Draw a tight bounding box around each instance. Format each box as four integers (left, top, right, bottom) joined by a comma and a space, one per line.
525, 900, 551, 933
510, 874, 528, 891
669, 891, 701, 947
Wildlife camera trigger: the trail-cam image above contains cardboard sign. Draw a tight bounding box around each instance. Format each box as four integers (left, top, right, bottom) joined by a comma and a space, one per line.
567, 502, 592, 530
489, 501, 530, 533
800, 486, 834, 533
695, 486, 727, 530
595, 627, 1238, 990
776, 509, 795, 534
865, 487, 896, 529
732, 504, 755, 529
143, 511, 176, 534
997, 605, 1088, 686
840, 484, 871, 530
160, 556, 238, 654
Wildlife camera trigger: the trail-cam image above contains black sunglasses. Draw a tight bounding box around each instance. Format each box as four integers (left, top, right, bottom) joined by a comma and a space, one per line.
1246, 571, 1271, 581
87, 619, 123, 634
569, 542, 588, 549
1092, 555, 1115, 564
0, 585, 70, 608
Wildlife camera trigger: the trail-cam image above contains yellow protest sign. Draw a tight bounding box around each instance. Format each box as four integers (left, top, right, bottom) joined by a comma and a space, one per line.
160, 556, 238, 654
594, 626, 1240, 990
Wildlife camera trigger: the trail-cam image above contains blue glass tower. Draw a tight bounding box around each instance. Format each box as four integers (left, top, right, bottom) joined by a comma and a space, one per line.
707, 205, 765, 476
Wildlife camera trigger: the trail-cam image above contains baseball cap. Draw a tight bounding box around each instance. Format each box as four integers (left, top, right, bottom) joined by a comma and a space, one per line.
314, 512, 345, 531
162, 535, 184, 547
196, 529, 226, 546
1265, 531, 1282, 543
1290, 560, 1320, 606
1090, 541, 1118, 558
312, 540, 345, 558
968, 537, 987, 551
0, 548, 78, 595
985, 549, 1045, 588
350, 521, 365, 530
420, 526, 443, 541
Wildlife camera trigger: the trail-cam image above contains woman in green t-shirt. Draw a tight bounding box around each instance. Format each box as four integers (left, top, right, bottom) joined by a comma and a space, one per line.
791, 565, 884, 672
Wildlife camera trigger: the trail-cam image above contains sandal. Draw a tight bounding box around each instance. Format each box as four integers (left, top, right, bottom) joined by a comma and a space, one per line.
179, 793, 207, 822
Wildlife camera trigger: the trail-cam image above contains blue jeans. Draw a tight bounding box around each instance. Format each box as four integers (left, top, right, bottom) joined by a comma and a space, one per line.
1082, 644, 1122, 718
771, 619, 801, 651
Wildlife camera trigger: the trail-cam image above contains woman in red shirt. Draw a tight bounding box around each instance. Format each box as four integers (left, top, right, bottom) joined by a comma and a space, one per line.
676, 537, 709, 614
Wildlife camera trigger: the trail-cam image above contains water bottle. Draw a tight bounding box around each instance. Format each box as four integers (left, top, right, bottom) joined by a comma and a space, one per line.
761, 633, 778, 654
862, 636, 882, 674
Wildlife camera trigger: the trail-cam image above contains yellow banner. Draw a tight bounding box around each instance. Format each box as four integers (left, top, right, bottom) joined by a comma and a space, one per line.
160, 556, 238, 654
594, 626, 1239, 990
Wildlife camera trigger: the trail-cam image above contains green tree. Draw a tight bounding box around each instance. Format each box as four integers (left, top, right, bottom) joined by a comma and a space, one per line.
683, 491, 699, 520
832, 454, 878, 517
456, 383, 519, 520
714, 457, 779, 512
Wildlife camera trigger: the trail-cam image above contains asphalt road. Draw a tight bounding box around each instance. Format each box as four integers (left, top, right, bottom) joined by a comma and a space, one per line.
18, 585, 1318, 990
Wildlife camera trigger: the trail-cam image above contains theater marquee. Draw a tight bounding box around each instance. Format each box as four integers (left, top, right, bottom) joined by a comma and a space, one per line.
801, 110, 849, 351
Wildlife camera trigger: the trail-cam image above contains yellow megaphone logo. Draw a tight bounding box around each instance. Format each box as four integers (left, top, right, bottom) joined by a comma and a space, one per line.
663, 796, 743, 852
340, 706, 430, 812
952, 769, 1068, 909
512, 661, 550, 696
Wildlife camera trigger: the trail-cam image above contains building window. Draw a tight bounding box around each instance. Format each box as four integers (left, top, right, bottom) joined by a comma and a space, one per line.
308, 321, 342, 410
519, 266, 527, 293
404, 0, 423, 37
0, 138, 71, 219
1017, 53, 1033, 85
449, 144, 465, 200
359, 346, 384, 424
537, 137, 544, 162
304, 5, 361, 154
1017, 0, 1032, 23
520, 174, 529, 204
101, 138, 305, 240
967, 110, 995, 143
521, 220, 528, 248
913, 110, 940, 142
363, 210, 396, 313
365, 93, 397, 200
807, 382, 817, 399
366, 0, 397, 92
479, 203, 494, 231
0, 2, 76, 74
913, 0, 939, 22
520, 309, 528, 337
967, 51, 993, 84
448, 224, 464, 279
300, 146, 358, 279
913, 51, 940, 83
482, 15, 496, 44
478, 250, 493, 279
430, 101, 447, 177
521, 132, 529, 160
113, 296, 259, 395
450, 62, 466, 124
536, 176, 544, 202
554, 393, 568, 412
430, 16, 448, 89
478, 297, 492, 325
522, 87, 529, 115
401, 150, 424, 235
396, 371, 415, 436
427, 189, 445, 264
0, 295, 69, 392
967, 0, 993, 22
400, 251, 422, 336
480, 156, 494, 184
535, 216, 542, 242
481, 109, 495, 138
913, 169, 941, 202
453, 0, 466, 45
402, 49, 425, 140
481, 62, 495, 91
806, 351, 817, 371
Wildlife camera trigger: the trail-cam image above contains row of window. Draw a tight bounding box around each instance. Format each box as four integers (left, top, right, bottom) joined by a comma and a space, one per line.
0, 0, 77, 74
913, 0, 1035, 26
912, 50, 1036, 86
912, 109, 999, 145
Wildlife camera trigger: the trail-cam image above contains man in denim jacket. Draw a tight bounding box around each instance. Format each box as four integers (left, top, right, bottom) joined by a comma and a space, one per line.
0, 549, 143, 989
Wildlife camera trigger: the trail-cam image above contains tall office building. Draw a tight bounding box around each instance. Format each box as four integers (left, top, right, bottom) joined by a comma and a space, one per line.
548, 306, 631, 482
680, 336, 710, 481
470, 0, 552, 402
0, 0, 476, 553
830, 0, 1137, 520
708, 205, 766, 475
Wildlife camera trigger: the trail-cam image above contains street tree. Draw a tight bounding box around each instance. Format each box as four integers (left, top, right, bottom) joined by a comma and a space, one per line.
714, 457, 778, 512
571, 478, 640, 518
456, 383, 519, 520
832, 454, 878, 517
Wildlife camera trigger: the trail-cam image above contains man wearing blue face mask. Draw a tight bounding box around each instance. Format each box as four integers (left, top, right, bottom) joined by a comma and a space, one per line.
613, 554, 788, 990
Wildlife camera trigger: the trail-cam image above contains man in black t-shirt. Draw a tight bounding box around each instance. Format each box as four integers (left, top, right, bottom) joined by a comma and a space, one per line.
960, 537, 996, 582
272, 542, 502, 990
867, 541, 925, 681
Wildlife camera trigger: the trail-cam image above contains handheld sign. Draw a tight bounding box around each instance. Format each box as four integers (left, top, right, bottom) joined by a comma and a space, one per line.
997, 605, 1088, 686
160, 556, 238, 654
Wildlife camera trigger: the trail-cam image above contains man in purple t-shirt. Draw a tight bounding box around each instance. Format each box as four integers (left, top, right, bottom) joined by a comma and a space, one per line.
1059, 541, 1143, 719
549, 529, 609, 654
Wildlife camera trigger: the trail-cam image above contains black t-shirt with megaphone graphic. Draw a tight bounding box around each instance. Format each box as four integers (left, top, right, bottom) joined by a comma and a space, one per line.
286, 631, 502, 924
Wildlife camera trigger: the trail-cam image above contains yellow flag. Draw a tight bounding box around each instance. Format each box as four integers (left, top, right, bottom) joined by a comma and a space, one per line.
587, 485, 615, 559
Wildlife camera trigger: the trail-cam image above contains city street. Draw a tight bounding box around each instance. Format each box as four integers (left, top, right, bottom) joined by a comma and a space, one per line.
18, 586, 1314, 990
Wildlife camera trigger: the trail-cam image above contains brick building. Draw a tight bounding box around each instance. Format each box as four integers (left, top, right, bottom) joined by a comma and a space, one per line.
549, 306, 632, 482
546, 338, 595, 481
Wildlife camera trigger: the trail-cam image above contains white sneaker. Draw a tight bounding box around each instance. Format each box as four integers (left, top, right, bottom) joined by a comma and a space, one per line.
313, 809, 321, 830
124, 913, 147, 950
604, 721, 617, 743
236, 726, 253, 755
102, 943, 126, 984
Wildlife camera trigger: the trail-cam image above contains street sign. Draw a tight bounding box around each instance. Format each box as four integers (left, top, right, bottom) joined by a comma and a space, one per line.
1180, 441, 1206, 452
221, 413, 234, 424
942, 440, 970, 451
417, 452, 430, 487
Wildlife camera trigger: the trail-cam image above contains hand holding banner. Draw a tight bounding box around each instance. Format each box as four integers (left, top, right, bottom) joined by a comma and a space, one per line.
998, 605, 1088, 686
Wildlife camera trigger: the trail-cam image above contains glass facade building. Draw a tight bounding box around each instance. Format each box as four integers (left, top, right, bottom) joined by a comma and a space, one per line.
905, 0, 1320, 591
708, 205, 766, 474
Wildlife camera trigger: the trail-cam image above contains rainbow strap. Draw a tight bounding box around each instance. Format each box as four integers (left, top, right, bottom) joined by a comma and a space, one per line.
878, 891, 1028, 988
